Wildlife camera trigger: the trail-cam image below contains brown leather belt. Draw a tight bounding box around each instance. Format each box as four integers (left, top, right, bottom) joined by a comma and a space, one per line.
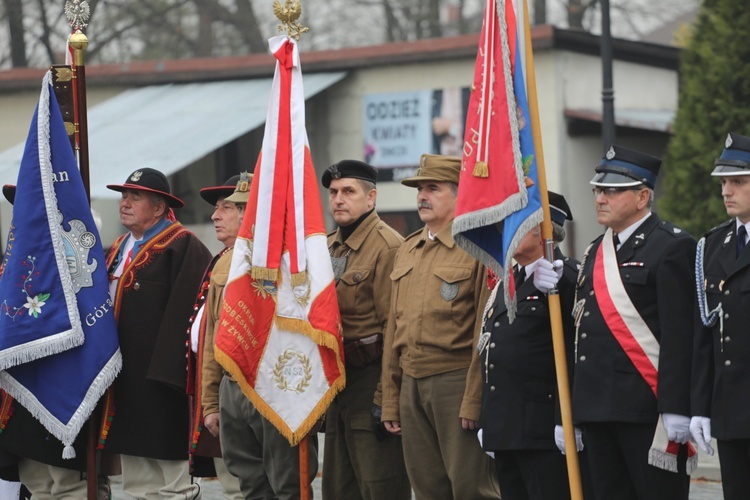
344, 333, 383, 369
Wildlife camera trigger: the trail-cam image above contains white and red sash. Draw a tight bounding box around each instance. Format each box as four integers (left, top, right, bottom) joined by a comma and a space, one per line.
593, 228, 696, 474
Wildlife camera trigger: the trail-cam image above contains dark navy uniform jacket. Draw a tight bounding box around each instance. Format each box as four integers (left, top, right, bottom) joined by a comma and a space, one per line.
572, 213, 696, 424
480, 249, 579, 451
692, 219, 750, 440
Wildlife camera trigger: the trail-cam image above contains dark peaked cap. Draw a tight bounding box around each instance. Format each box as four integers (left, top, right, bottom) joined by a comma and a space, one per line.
590, 145, 661, 189
712, 132, 750, 176
548, 190, 573, 226
322, 160, 378, 188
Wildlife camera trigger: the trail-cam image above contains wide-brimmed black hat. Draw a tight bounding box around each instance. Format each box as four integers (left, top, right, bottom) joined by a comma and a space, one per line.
590, 145, 661, 189
2, 184, 15, 205
107, 167, 184, 208
200, 175, 241, 206
322, 160, 378, 188
548, 191, 573, 226
712, 132, 750, 176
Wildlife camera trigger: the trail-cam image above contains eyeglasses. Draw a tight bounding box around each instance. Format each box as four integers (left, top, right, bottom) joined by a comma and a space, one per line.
591, 186, 643, 198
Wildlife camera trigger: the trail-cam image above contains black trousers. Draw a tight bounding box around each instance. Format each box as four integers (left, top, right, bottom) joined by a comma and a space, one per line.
717, 438, 750, 500
583, 422, 690, 500
492, 448, 571, 500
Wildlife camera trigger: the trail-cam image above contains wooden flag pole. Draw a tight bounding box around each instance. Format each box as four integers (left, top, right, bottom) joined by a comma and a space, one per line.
69, 31, 91, 202
67, 2, 95, 496
299, 436, 311, 500
520, 1, 583, 498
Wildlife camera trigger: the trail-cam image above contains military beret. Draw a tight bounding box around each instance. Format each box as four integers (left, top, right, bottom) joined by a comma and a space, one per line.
401, 154, 461, 188
590, 145, 661, 189
322, 160, 378, 188
712, 132, 750, 176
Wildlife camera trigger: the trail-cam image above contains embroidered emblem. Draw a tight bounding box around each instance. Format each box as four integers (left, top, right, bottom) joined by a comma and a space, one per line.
726, 134, 733, 148
673, 228, 682, 233
440, 281, 459, 301
1, 256, 50, 320
251, 279, 277, 300
273, 349, 313, 394
130, 170, 143, 182
719, 280, 725, 292
60, 216, 97, 293
606, 146, 616, 160
328, 164, 341, 180
724, 231, 733, 245
635, 233, 645, 240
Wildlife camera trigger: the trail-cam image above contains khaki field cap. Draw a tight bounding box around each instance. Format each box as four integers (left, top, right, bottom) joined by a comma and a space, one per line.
400, 154, 461, 187
224, 171, 253, 204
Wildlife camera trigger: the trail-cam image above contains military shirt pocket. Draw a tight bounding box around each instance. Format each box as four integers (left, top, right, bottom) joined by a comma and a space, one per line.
620, 266, 649, 285
523, 379, 555, 439
338, 268, 372, 316
390, 265, 413, 319
432, 266, 473, 318
515, 298, 548, 318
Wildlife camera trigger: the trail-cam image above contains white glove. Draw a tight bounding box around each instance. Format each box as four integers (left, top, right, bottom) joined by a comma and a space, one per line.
662, 413, 691, 444
690, 416, 714, 455
477, 428, 495, 459
533, 259, 563, 294
554, 425, 583, 455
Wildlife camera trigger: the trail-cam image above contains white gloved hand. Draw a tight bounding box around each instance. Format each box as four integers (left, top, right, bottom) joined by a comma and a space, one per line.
554, 425, 583, 455
477, 428, 495, 459
533, 259, 563, 294
690, 416, 714, 455
662, 413, 691, 444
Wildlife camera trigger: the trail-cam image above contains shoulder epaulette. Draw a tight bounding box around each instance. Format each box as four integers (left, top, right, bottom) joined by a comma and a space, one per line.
376, 223, 404, 248
656, 220, 694, 240
703, 219, 733, 239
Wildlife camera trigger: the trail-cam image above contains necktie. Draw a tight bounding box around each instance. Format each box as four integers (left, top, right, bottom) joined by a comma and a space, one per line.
613, 232, 621, 249
738, 225, 747, 257
514, 265, 525, 287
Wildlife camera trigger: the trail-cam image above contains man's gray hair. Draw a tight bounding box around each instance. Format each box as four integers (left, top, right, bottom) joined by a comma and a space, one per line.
552, 222, 566, 243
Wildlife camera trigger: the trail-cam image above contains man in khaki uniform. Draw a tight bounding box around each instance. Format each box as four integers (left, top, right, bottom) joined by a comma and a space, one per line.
202, 173, 318, 499
382, 154, 500, 499
321, 160, 411, 500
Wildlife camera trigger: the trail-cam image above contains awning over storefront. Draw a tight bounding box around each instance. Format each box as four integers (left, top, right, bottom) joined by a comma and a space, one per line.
0, 71, 346, 199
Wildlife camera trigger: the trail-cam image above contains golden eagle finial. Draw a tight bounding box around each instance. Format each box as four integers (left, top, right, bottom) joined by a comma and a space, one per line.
273, 0, 309, 41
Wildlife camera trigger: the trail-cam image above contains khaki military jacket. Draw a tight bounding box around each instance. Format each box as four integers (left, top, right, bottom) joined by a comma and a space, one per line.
201, 249, 233, 417
381, 221, 489, 422
328, 210, 403, 343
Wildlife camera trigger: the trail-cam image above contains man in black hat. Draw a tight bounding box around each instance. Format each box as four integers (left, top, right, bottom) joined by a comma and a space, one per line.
103, 167, 211, 498
321, 160, 410, 500
692, 132, 750, 500
570, 146, 695, 499
479, 191, 588, 499
186, 174, 244, 498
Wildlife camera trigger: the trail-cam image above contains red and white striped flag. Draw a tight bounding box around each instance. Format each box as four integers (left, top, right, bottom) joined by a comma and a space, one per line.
214, 35, 345, 445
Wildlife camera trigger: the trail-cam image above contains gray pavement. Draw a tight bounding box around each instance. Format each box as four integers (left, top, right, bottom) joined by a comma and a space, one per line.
110, 444, 726, 499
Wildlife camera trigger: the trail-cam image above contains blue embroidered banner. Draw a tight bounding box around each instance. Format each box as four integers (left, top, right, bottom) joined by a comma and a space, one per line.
0, 70, 121, 456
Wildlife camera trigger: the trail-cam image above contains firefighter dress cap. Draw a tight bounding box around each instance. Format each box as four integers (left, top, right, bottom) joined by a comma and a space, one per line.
590, 145, 661, 189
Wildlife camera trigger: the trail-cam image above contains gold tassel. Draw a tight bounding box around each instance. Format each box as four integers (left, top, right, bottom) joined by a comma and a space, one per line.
251, 266, 278, 281
291, 270, 308, 288
473, 161, 489, 178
